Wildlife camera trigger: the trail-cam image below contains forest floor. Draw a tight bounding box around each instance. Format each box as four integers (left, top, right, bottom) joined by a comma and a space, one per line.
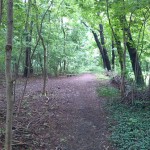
0, 73, 115, 150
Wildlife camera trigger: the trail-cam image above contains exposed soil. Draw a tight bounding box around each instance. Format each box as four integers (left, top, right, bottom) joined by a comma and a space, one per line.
0, 73, 115, 150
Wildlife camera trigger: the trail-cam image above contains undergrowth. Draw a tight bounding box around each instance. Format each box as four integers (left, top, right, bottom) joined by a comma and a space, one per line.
97, 86, 120, 98
97, 86, 150, 150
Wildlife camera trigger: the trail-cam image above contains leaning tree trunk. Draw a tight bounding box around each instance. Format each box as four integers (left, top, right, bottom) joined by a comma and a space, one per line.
82, 21, 109, 70
99, 24, 111, 71
92, 31, 106, 69
5, 0, 13, 149
119, 13, 145, 86
125, 28, 144, 85
106, 0, 123, 72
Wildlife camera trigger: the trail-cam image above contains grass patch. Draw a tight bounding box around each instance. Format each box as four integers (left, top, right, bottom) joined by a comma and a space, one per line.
97, 86, 150, 150
96, 74, 110, 80
97, 86, 120, 98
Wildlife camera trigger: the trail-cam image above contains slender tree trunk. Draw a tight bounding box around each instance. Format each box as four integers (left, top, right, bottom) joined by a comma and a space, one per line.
36, 25, 47, 94
106, 0, 123, 72
38, 53, 44, 73
92, 31, 106, 69
120, 5, 127, 97
115, 35, 124, 71
62, 19, 67, 74
30, 36, 40, 60
34, 0, 52, 94
82, 22, 107, 70
111, 37, 115, 70
5, 0, 13, 149
16, 35, 23, 77
24, 21, 33, 77
29, 21, 33, 74
63, 60, 66, 72
119, 0, 127, 97
99, 24, 111, 71
41, 35, 47, 95
24, 41, 30, 77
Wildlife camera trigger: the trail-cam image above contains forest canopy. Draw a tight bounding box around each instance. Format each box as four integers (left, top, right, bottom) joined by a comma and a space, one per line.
0, 0, 149, 86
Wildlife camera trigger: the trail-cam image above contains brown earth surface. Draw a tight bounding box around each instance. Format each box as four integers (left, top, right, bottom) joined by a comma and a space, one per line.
0, 73, 115, 150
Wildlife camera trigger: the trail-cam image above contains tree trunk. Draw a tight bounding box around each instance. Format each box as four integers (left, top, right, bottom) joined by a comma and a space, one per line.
35, 0, 52, 95
126, 28, 144, 85
115, 35, 124, 71
99, 24, 111, 71
63, 60, 66, 72
5, 0, 13, 149
111, 37, 115, 70
92, 31, 106, 69
24, 21, 33, 77
82, 21, 110, 70
38, 53, 44, 74
106, 0, 123, 72
62, 18, 67, 74
120, 11, 127, 97
126, 42, 144, 85
118, 11, 145, 86
40, 35, 47, 95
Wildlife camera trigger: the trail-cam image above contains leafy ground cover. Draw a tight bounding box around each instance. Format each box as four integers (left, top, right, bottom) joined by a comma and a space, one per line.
97, 85, 150, 150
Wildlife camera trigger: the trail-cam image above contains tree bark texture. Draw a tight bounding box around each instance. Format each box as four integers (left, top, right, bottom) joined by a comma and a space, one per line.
121, 15, 145, 85
106, 0, 123, 72
115, 35, 124, 71
40, 35, 47, 95
126, 30, 145, 85
24, 21, 33, 77
111, 38, 115, 70
62, 19, 67, 73
99, 24, 111, 71
119, 12, 144, 86
35, 0, 52, 95
92, 31, 106, 69
82, 21, 110, 71
5, 0, 13, 149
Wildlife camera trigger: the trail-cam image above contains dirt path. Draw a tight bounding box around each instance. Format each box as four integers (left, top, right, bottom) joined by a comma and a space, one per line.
45, 73, 114, 150
0, 73, 115, 150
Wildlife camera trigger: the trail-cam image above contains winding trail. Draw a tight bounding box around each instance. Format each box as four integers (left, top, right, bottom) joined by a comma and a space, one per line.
45, 73, 115, 150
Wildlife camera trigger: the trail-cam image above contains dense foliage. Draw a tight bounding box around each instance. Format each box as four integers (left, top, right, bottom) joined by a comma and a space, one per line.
0, 0, 149, 80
